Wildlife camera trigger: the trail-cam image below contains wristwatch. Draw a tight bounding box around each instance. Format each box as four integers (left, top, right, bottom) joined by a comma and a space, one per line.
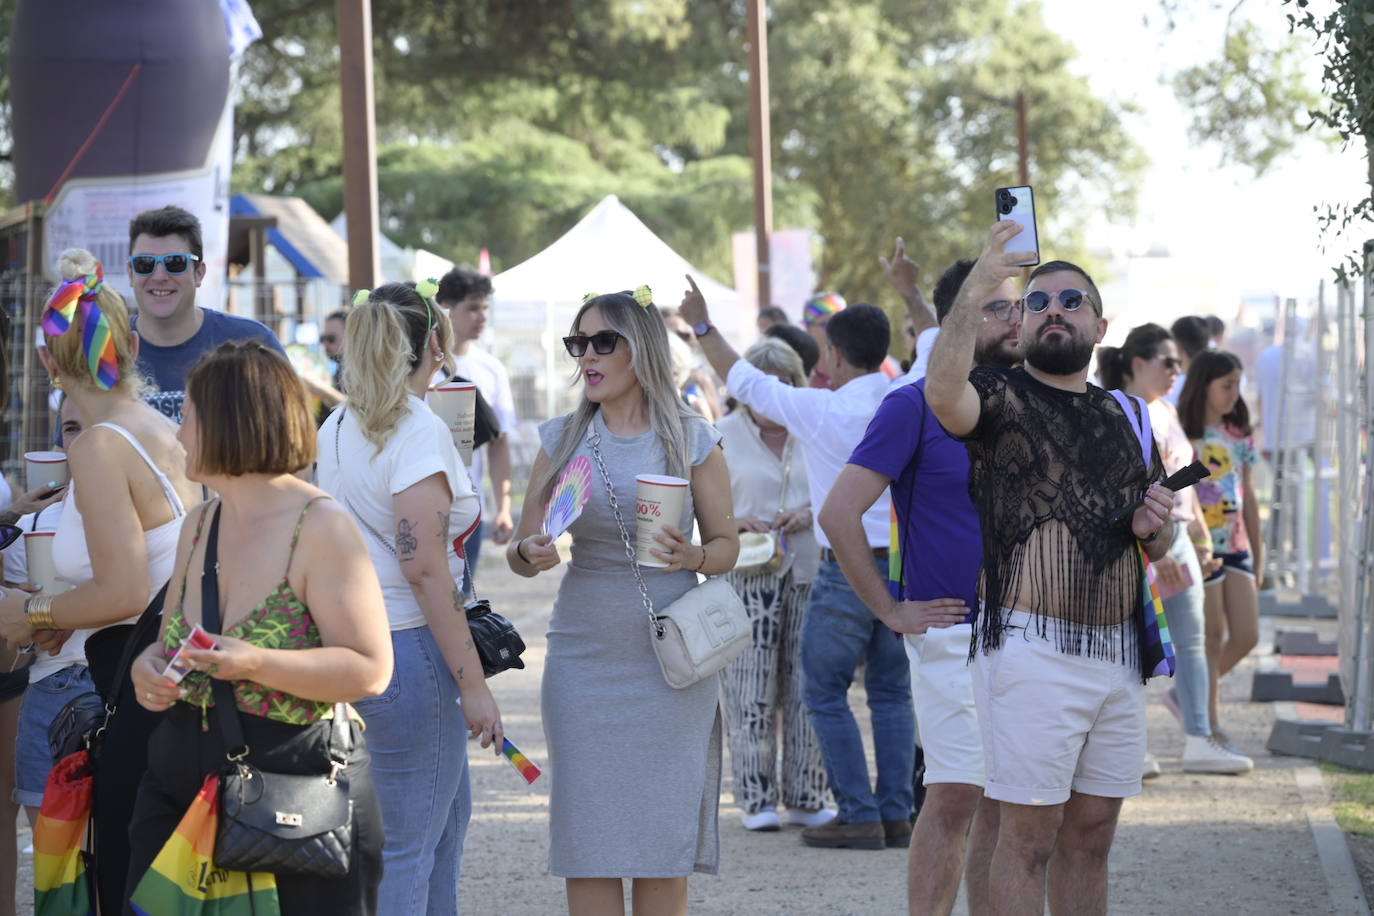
692, 320, 715, 338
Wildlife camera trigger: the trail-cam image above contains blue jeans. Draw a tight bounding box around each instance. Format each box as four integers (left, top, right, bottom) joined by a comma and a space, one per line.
801, 558, 915, 824
1161, 525, 1210, 736
16, 665, 94, 807
354, 626, 471, 916
462, 519, 485, 598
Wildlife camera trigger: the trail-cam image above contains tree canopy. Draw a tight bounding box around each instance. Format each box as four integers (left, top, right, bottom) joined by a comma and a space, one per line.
229, 0, 1145, 307
0, 0, 1146, 313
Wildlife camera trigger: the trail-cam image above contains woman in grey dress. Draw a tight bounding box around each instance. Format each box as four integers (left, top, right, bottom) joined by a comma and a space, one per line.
508, 289, 738, 916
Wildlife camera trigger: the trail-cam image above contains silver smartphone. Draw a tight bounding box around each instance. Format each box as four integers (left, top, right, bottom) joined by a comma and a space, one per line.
994, 185, 1040, 267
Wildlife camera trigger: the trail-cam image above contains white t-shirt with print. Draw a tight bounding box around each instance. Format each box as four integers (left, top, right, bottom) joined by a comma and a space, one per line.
317, 396, 480, 630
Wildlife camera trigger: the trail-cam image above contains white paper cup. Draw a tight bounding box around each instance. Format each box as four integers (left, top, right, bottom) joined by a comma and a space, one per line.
24, 451, 68, 492
24, 532, 68, 594
428, 382, 478, 465
635, 474, 689, 567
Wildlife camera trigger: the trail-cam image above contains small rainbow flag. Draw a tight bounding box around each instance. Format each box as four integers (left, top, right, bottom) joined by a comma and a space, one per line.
1138, 543, 1176, 679
129, 774, 281, 916
887, 502, 902, 600
33, 751, 95, 916
502, 738, 542, 785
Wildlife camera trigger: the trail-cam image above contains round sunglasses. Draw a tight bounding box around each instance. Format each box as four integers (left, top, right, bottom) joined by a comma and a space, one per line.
1020, 288, 1095, 314
563, 330, 624, 358
128, 253, 201, 275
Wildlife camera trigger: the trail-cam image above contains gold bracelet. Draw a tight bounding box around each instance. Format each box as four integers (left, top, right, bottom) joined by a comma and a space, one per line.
24, 594, 57, 630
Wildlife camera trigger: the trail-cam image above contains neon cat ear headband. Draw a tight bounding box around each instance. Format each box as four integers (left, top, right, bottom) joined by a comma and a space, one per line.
42, 262, 119, 390
581, 285, 653, 309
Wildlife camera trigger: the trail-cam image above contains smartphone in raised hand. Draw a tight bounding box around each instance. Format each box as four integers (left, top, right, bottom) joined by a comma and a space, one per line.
994, 185, 1040, 267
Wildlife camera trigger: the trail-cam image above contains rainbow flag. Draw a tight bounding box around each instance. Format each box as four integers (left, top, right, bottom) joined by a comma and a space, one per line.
33, 751, 95, 916
1138, 543, 1177, 678
129, 774, 281, 916
887, 503, 903, 600
502, 738, 542, 784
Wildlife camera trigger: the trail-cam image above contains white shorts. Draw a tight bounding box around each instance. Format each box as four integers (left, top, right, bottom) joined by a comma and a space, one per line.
972, 611, 1145, 806
905, 623, 984, 787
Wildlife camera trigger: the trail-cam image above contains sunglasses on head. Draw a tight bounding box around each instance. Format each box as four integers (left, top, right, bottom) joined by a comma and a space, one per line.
0, 525, 21, 551
128, 253, 200, 275
1020, 288, 1094, 314
563, 330, 624, 358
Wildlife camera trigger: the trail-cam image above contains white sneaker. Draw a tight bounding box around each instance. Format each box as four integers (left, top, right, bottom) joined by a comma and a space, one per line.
1142, 754, 1162, 779
741, 807, 782, 831
1182, 734, 1254, 774
786, 807, 837, 828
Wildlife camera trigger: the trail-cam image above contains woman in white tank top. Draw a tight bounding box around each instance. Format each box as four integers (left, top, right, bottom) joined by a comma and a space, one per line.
0, 248, 200, 913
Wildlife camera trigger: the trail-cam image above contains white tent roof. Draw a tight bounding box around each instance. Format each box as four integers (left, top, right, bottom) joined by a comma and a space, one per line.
491, 195, 746, 344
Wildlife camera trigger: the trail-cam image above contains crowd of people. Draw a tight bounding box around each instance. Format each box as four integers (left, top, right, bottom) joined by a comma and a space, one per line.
0, 201, 1288, 916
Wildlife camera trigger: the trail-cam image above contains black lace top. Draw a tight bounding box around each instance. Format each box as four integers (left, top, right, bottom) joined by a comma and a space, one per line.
963, 367, 1163, 676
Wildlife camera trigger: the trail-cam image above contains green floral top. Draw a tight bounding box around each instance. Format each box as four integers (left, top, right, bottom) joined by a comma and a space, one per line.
165, 497, 338, 729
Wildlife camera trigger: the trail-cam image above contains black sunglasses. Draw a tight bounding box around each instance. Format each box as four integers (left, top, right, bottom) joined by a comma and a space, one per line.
320, 334, 339, 345
128, 253, 200, 275
563, 331, 624, 358
1020, 288, 1094, 314
0, 525, 21, 551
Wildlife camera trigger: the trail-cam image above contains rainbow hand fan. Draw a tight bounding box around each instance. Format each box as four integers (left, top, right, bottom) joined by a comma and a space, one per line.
542, 456, 592, 538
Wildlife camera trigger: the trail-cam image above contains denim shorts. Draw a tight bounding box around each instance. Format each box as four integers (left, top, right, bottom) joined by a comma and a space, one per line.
15, 665, 96, 807
1204, 550, 1255, 585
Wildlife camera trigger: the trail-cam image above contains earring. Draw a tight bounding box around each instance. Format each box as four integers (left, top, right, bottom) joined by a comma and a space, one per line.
51, 376, 63, 390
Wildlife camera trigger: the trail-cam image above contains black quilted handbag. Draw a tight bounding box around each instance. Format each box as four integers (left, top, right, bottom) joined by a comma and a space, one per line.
200, 504, 356, 878
46, 690, 106, 760
464, 598, 526, 677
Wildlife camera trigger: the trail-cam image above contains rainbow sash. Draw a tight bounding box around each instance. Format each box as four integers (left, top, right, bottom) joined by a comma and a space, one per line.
129, 775, 280, 916
33, 751, 95, 916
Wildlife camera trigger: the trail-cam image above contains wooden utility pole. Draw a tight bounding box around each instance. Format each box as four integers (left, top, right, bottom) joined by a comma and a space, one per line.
1015, 91, 1030, 185
746, 0, 773, 313
337, 0, 380, 291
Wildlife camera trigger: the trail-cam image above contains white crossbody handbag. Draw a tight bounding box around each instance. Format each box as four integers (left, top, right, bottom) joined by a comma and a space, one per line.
587, 432, 750, 689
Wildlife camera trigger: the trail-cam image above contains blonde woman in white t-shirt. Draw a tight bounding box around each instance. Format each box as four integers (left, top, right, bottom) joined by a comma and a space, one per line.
717, 338, 832, 832
316, 281, 502, 916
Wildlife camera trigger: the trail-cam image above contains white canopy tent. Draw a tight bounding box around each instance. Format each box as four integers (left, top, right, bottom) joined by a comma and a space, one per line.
491, 194, 749, 420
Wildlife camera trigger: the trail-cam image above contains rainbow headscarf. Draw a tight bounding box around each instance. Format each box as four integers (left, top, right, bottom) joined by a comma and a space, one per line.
803, 292, 846, 327
42, 263, 119, 390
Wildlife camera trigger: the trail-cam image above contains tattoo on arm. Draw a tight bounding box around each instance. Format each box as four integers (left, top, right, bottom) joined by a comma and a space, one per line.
457, 666, 465, 682
451, 587, 464, 614
436, 510, 449, 539
396, 518, 419, 559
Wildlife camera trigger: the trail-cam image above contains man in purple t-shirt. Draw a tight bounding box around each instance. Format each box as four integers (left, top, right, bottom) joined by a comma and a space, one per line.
819, 258, 1021, 916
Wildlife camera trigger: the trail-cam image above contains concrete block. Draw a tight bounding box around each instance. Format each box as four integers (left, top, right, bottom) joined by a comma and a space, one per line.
1251, 670, 1346, 705
1318, 728, 1374, 772
1275, 629, 1339, 656
1260, 592, 1338, 618
1266, 719, 1340, 758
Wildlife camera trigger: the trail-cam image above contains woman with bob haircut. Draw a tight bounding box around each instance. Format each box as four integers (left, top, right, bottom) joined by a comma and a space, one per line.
316, 281, 501, 916
128, 339, 392, 913
0, 247, 200, 912
508, 287, 738, 916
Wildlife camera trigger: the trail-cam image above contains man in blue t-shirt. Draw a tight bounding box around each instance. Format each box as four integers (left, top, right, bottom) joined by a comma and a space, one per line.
818, 258, 1021, 916
127, 205, 285, 421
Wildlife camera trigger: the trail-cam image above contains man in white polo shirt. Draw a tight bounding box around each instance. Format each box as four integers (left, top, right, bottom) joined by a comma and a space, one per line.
680, 278, 915, 851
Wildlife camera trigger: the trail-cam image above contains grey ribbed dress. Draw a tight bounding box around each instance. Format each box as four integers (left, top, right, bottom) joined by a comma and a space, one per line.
540, 410, 723, 878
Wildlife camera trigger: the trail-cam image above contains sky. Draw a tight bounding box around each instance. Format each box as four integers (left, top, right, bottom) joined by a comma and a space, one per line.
1035, 0, 1366, 324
